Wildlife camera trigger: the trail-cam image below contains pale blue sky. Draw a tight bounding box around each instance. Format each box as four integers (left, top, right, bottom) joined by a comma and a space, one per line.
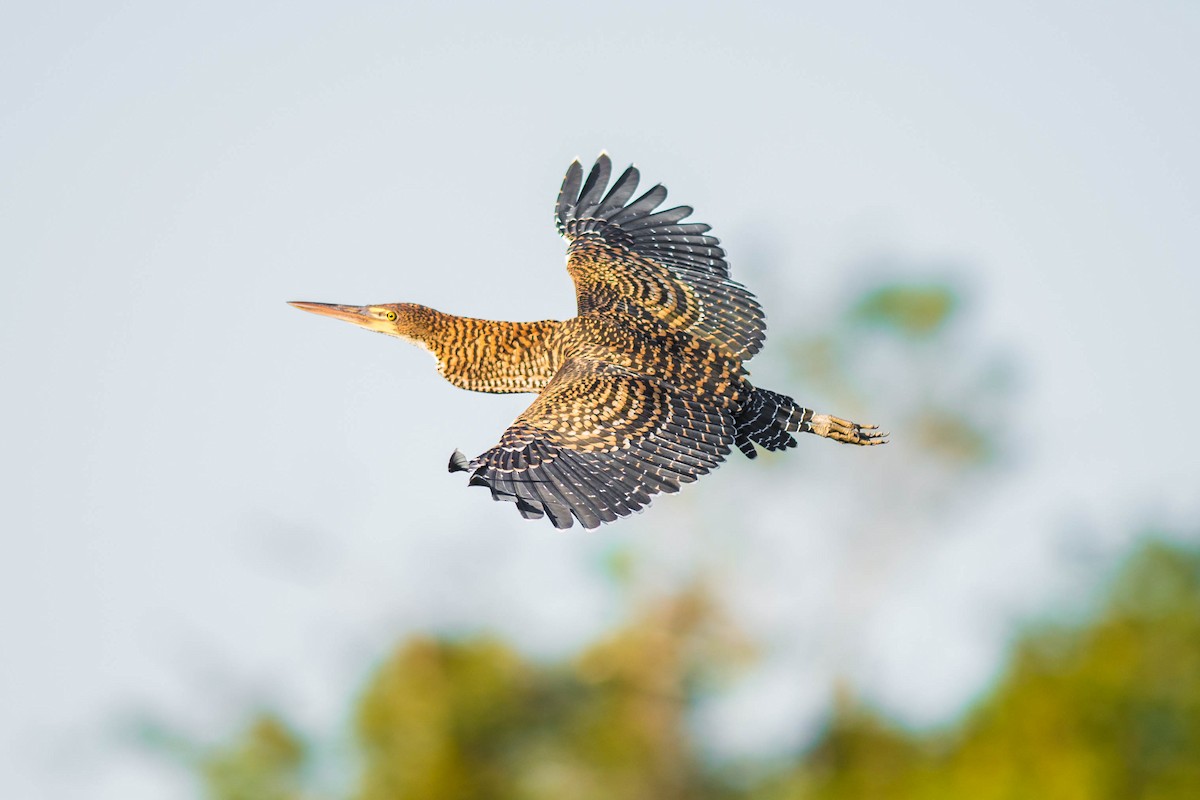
2, 3, 1198, 797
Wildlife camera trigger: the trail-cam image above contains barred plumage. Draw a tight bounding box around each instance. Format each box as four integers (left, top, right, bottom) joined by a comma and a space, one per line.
290, 154, 887, 530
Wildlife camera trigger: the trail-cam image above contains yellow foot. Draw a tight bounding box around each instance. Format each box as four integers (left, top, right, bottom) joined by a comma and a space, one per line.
810, 414, 889, 446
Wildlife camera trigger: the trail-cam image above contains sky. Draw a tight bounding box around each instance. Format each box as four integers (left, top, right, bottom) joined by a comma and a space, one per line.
2, 3, 1199, 797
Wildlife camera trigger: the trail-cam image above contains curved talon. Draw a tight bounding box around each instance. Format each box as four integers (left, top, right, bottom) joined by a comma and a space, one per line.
860, 428, 890, 445
844, 422, 889, 446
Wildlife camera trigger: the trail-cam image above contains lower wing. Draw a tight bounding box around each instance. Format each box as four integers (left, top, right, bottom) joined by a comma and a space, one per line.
450, 358, 736, 529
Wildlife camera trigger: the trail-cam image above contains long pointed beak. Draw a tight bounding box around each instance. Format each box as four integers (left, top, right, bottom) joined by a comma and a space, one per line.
288, 301, 394, 334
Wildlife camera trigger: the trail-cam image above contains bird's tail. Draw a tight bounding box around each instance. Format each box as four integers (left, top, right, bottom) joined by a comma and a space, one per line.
733, 386, 807, 458
734, 385, 889, 457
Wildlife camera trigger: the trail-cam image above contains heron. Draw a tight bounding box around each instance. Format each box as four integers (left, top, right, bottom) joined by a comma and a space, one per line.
290, 155, 886, 529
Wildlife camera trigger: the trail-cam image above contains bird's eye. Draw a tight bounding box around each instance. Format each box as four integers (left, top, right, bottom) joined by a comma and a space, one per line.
385, 310, 397, 321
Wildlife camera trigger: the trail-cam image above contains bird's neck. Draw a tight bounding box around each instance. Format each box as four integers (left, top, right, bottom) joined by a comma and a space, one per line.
394, 305, 564, 393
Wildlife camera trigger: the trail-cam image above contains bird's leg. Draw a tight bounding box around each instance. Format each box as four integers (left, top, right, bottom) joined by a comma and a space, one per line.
807, 413, 888, 445
781, 406, 889, 446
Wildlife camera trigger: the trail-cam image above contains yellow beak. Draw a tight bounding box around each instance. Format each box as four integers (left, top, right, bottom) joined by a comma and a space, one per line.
287, 301, 394, 334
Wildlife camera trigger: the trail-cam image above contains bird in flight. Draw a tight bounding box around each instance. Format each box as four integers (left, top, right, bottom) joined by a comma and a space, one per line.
290, 155, 887, 529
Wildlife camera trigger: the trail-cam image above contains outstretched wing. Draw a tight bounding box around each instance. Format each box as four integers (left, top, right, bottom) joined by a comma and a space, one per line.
555, 154, 766, 359
451, 358, 736, 529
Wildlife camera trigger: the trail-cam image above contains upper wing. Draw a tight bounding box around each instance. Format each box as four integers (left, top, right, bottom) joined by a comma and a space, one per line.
555, 154, 766, 359
451, 358, 736, 529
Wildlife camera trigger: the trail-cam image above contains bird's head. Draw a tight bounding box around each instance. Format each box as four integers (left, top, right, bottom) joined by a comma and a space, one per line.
287, 301, 435, 344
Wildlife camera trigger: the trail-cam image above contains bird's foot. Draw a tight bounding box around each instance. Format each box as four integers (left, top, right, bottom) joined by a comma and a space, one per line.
810, 414, 889, 446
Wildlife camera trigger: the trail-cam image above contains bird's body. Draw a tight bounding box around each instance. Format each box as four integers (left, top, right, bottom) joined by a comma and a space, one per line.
291, 155, 886, 529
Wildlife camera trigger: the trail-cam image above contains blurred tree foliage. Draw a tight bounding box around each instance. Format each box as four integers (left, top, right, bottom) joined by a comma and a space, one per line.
756, 538, 1200, 799
199, 715, 308, 800
850, 283, 959, 339
354, 586, 748, 800
197, 539, 1200, 799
